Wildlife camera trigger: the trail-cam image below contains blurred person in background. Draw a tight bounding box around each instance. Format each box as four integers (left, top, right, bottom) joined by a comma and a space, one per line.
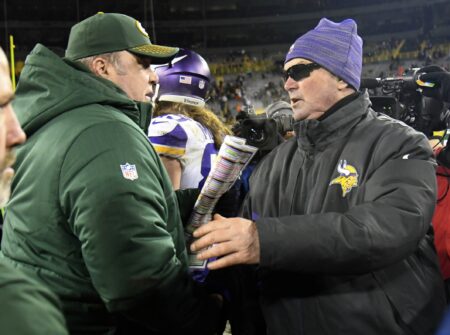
1, 13, 222, 334
418, 64, 450, 335
419, 66, 450, 300
191, 17, 445, 335
0, 47, 68, 334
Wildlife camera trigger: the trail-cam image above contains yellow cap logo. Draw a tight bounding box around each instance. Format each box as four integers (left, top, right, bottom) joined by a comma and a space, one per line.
329, 160, 359, 197
135, 20, 149, 38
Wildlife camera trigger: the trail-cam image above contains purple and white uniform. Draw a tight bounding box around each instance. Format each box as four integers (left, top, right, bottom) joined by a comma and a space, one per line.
148, 114, 217, 189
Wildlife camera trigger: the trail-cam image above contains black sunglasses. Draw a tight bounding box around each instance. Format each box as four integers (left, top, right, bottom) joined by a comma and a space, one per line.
283, 63, 321, 82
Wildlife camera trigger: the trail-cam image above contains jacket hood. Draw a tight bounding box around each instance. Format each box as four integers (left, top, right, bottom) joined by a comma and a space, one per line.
13, 44, 152, 136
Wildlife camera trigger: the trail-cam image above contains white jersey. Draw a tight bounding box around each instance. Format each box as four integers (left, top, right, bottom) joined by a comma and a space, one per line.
148, 114, 217, 189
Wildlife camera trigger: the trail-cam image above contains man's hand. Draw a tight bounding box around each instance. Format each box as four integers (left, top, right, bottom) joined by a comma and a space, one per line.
419, 65, 450, 103
190, 214, 260, 270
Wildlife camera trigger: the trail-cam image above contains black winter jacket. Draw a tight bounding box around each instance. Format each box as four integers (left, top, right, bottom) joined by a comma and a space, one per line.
243, 92, 446, 335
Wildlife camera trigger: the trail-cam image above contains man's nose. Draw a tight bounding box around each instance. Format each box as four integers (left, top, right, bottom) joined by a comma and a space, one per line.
284, 76, 298, 91
6, 106, 26, 148
149, 70, 159, 85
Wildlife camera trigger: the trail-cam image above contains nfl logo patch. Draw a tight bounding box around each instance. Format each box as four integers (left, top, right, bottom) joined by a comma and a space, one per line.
120, 163, 138, 181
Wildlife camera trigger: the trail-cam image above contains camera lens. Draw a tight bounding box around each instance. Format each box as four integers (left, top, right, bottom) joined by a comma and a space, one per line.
249, 128, 265, 143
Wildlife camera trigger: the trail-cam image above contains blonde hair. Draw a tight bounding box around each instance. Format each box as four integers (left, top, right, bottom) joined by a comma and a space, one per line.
153, 101, 232, 148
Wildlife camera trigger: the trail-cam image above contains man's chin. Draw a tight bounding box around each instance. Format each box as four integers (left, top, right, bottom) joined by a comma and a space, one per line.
293, 112, 306, 121
0, 168, 14, 208
0, 187, 11, 208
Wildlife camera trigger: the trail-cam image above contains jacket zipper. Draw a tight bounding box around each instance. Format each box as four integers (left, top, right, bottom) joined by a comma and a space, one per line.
289, 147, 314, 215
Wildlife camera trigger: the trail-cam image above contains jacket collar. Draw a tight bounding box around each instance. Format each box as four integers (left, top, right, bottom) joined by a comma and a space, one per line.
136, 101, 153, 131
294, 91, 371, 151
67, 58, 153, 132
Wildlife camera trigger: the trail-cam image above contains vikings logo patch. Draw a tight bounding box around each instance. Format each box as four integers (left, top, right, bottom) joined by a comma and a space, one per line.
329, 160, 358, 197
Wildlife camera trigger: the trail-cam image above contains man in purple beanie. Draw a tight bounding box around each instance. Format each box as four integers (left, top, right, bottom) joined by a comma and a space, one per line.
191, 18, 446, 334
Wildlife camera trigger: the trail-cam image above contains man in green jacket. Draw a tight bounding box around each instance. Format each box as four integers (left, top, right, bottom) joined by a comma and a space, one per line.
0, 48, 68, 334
1, 13, 221, 334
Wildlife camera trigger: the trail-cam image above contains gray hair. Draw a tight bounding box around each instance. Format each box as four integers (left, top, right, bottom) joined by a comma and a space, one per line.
77, 51, 126, 75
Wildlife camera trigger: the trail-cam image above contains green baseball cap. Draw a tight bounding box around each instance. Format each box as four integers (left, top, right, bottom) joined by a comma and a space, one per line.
65, 12, 179, 63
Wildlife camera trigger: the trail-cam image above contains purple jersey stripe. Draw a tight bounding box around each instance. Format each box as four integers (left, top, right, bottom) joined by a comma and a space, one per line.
149, 124, 188, 148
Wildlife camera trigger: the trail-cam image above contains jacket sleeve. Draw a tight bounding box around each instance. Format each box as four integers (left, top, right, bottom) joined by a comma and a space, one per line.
59, 121, 219, 333
256, 131, 437, 275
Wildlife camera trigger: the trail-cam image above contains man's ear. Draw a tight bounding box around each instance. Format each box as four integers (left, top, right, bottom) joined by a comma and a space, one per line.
91, 57, 109, 77
337, 78, 349, 90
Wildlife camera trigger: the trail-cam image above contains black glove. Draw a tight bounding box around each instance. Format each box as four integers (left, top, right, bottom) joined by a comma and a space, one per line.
232, 121, 243, 136
213, 180, 242, 217
419, 65, 450, 103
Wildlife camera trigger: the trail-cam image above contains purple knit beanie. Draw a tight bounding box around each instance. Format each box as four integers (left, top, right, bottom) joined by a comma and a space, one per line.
285, 18, 363, 90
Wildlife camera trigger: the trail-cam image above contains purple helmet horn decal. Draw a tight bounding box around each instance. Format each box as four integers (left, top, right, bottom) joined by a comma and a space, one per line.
153, 48, 212, 107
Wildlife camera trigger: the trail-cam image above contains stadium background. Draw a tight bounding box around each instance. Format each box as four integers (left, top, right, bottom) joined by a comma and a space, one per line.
1, 0, 450, 117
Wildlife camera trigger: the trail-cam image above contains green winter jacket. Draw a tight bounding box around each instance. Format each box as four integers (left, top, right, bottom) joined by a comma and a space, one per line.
0, 260, 68, 334
1, 44, 218, 334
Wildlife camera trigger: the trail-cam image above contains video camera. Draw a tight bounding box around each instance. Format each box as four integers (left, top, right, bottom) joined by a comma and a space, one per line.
361, 68, 448, 136
232, 105, 294, 152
